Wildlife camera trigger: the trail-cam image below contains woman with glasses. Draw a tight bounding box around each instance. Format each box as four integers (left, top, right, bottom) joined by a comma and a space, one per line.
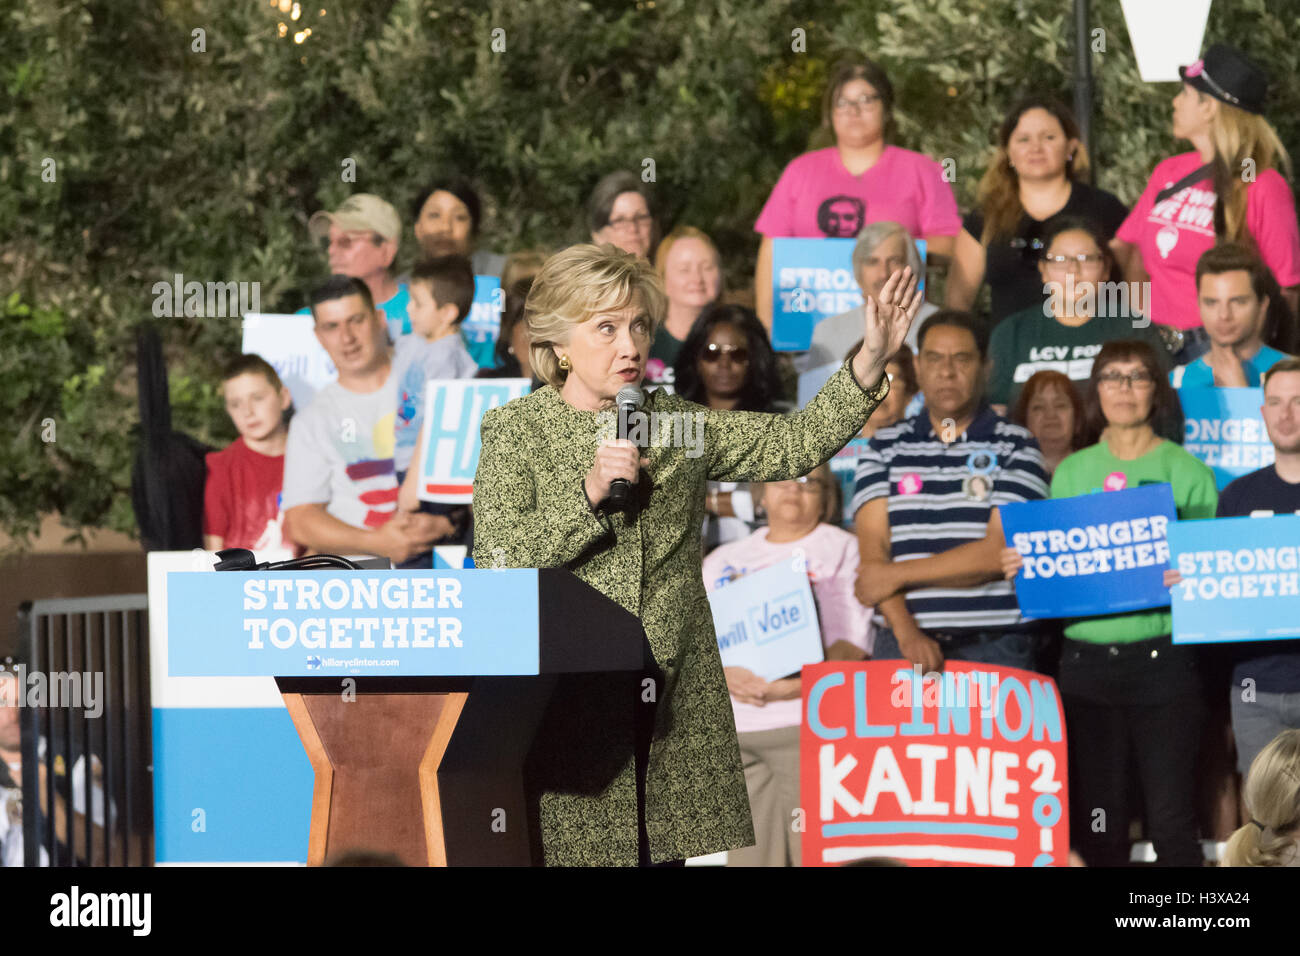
675, 304, 787, 550
587, 170, 657, 259
701, 462, 871, 866
752, 59, 961, 330
1111, 43, 1300, 360
987, 216, 1171, 412
946, 97, 1127, 325
1000, 339, 1217, 867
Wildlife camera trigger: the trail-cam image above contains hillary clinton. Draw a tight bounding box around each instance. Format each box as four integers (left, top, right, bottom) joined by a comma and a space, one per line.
472, 243, 920, 865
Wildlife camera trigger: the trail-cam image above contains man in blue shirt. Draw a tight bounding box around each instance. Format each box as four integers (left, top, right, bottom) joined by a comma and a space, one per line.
1170, 242, 1291, 388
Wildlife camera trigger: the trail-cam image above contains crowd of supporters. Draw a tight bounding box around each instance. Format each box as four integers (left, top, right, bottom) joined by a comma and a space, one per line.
198, 44, 1300, 868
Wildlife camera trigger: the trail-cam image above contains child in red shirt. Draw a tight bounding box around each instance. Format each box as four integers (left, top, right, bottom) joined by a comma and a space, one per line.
204, 355, 297, 555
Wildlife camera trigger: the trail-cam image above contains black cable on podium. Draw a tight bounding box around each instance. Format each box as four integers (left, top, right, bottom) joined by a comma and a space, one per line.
211, 547, 361, 572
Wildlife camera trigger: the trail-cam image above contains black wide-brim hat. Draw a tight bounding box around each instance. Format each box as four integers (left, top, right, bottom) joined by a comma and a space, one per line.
1179, 42, 1267, 115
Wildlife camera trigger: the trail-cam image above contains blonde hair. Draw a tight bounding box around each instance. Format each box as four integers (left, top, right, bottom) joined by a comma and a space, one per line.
1206, 96, 1293, 244
654, 226, 721, 278
525, 243, 667, 389
1222, 729, 1300, 866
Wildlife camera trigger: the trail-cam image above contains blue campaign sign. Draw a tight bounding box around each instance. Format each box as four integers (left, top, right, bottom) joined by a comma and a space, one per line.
771, 238, 926, 352
461, 275, 504, 369
1179, 387, 1272, 489
707, 562, 825, 681
1169, 514, 1300, 644
166, 569, 540, 677
772, 238, 859, 351
417, 378, 531, 503
1000, 483, 1178, 618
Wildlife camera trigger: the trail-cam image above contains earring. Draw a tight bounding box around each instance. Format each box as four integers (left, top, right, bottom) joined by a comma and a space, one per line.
558, 354, 572, 372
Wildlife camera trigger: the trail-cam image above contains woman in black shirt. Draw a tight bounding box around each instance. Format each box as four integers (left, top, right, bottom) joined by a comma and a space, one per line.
946, 96, 1128, 325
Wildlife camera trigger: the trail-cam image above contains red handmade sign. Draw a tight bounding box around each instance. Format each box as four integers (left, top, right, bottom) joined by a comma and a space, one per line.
800, 660, 1068, 867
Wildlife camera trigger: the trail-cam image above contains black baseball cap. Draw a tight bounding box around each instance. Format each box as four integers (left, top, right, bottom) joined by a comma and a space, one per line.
1179, 43, 1267, 115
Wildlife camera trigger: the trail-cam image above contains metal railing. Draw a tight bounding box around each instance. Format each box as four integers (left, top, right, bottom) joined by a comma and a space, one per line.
15, 595, 152, 866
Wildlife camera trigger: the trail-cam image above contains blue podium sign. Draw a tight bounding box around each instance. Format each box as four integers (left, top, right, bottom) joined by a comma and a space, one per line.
1000, 483, 1177, 618
166, 568, 541, 677
1169, 514, 1300, 644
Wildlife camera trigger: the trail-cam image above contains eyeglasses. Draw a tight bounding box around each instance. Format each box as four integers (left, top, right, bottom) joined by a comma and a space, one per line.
775, 475, 827, 494
1098, 371, 1155, 390
1042, 253, 1106, 270
324, 231, 384, 252
833, 94, 883, 114
701, 343, 749, 365
605, 213, 653, 233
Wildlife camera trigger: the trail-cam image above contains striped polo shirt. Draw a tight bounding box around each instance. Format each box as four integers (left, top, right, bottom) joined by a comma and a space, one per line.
851, 404, 1048, 632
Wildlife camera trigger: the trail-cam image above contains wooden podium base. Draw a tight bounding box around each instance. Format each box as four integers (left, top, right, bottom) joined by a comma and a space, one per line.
282, 691, 467, 866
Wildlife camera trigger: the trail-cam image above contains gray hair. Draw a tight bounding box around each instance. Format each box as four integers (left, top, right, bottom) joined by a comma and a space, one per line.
850, 221, 924, 281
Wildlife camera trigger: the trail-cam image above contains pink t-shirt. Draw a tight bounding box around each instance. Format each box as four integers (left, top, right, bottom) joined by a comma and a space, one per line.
1116, 151, 1300, 330
702, 524, 872, 733
753, 145, 961, 240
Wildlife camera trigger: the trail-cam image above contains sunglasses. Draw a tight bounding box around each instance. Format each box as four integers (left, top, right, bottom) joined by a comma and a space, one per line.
322, 231, 384, 253
701, 343, 749, 364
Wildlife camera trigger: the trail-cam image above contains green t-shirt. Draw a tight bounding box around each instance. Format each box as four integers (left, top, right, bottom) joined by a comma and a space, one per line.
987, 306, 1171, 407
1049, 439, 1218, 644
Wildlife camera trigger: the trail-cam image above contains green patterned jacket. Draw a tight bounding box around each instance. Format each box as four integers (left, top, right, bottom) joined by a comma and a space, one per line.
471, 358, 888, 864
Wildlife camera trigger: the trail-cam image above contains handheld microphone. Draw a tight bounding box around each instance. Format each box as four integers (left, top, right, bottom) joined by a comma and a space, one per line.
608, 385, 645, 511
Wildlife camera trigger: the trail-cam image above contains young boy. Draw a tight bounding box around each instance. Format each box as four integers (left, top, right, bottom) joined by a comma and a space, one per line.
204, 354, 297, 555
393, 255, 479, 566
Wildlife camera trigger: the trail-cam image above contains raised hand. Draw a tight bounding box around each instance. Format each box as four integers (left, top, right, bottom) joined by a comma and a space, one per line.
853, 266, 924, 386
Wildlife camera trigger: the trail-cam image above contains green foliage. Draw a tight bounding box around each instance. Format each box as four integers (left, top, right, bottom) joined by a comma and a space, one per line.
1, 0, 1297, 547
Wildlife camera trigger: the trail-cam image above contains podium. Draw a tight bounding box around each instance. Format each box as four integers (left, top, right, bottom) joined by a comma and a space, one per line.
165, 567, 649, 865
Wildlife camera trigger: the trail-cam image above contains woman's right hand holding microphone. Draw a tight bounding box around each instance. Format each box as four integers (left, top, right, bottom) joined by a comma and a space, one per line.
584, 438, 649, 508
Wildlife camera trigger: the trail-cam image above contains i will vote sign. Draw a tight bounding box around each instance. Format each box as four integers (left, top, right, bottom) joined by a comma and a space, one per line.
1179, 387, 1272, 489
771, 238, 926, 352
460, 275, 504, 370
1000, 483, 1177, 618
801, 661, 1068, 867
166, 569, 540, 676
1169, 514, 1300, 644
706, 562, 824, 682
416, 378, 531, 503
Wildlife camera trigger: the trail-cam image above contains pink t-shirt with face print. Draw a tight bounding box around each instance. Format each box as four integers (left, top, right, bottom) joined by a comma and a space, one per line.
754, 146, 961, 240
